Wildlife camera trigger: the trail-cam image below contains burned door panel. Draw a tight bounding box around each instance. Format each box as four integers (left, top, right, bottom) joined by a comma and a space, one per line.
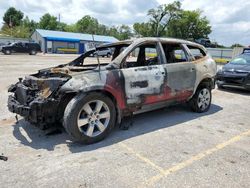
164, 62, 196, 99
121, 65, 165, 105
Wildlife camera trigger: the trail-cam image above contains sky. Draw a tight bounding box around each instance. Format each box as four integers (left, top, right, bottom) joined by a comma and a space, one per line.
0, 0, 250, 46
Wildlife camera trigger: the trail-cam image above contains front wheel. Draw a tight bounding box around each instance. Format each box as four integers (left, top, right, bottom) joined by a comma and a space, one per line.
4, 50, 11, 55
189, 87, 212, 113
29, 50, 37, 55
63, 93, 116, 144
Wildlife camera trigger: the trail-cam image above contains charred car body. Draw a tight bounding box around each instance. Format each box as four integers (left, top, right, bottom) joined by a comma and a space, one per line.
8, 38, 216, 144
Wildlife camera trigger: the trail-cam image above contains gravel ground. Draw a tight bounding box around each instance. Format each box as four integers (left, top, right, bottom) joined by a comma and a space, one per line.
0, 54, 249, 188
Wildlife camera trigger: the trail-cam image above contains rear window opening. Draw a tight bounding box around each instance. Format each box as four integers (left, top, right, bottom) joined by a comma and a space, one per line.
187, 45, 206, 60
162, 43, 188, 63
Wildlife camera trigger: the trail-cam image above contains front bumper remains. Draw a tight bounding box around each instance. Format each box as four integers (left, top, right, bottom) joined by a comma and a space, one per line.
216, 72, 250, 90
8, 95, 30, 117
8, 95, 59, 125
7, 81, 61, 126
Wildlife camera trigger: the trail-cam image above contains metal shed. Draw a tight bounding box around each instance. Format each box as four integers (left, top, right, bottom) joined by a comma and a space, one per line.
31, 29, 118, 54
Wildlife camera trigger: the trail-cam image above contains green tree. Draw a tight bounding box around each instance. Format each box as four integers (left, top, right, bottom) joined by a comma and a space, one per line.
1, 24, 30, 38
57, 22, 68, 31
107, 26, 120, 39
3, 7, 24, 27
22, 16, 38, 32
133, 22, 154, 37
76, 15, 99, 34
38, 13, 58, 30
97, 24, 109, 35
117, 25, 132, 40
167, 10, 211, 40
231, 43, 244, 48
147, 1, 182, 36
63, 24, 77, 32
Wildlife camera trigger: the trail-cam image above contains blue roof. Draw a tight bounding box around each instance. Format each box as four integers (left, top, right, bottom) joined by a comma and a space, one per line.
35, 29, 119, 43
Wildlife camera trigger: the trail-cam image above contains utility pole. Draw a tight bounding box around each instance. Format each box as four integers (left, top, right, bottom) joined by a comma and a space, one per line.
58, 13, 61, 23
58, 13, 61, 30
9, 15, 12, 37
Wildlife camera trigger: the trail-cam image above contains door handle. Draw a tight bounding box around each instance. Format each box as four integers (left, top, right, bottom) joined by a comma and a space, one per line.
190, 68, 195, 72
155, 72, 165, 76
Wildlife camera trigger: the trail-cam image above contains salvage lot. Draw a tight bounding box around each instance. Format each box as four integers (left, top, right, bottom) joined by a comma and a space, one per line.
0, 54, 250, 188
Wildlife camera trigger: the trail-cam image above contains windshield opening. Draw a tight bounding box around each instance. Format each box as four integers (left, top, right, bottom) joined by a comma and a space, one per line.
69, 43, 130, 67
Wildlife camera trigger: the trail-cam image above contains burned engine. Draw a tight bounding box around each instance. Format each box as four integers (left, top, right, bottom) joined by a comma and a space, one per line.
8, 69, 71, 128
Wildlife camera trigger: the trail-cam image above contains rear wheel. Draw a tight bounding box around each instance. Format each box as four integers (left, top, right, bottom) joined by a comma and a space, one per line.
29, 50, 37, 55
189, 86, 211, 113
107, 52, 111, 57
63, 92, 116, 144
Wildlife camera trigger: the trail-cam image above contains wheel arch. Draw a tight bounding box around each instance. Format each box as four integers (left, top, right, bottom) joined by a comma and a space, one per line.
197, 77, 215, 90
190, 76, 215, 100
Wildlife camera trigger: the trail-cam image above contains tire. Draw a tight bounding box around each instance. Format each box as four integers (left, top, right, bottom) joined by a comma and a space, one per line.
29, 50, 37, 55
216, 82, 224, 89
189, 86, 212, 113
63, 92, 116, 144
4, 50, 11, 55
107, 53, 111, 57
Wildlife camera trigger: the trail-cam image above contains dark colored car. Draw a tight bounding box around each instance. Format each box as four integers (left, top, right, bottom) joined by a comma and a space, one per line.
216, 50, 250, 90
1, 42, 41, 55
195, 38, 216, 48
7, 38, 216, 144
0, 42, 7, 51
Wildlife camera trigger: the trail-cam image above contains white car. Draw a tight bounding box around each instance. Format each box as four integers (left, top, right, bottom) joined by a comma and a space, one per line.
94, 48, 112, 57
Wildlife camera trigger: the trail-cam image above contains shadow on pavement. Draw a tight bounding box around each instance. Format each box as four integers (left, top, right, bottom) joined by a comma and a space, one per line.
217, 87, 250, 96
12, 103, 223, 152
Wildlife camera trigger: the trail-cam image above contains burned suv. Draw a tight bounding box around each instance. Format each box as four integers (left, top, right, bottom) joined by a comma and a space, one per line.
8, 38, 216, 144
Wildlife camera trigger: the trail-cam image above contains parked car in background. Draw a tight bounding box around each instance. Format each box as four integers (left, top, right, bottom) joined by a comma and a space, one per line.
216, 48, 250, 90
195, 38, 216, 48
93, 48, 112, 57
0, 42, 7, 51
1, 42, 41, 55
8, 38, 216, 144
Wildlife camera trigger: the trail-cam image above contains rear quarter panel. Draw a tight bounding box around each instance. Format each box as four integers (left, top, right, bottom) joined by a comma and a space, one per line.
193, 55, 217, 92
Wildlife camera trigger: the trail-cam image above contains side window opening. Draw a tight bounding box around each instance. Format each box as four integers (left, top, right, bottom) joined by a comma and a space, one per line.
15, 42, 22, 47
162, 43, 188, 63
122, 43, 160, 68
187, 45, 206, 60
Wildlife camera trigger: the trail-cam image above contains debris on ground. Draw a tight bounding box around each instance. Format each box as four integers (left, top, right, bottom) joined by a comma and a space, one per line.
0, 155, 8, 161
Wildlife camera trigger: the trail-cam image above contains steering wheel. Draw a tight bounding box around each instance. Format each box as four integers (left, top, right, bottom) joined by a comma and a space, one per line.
146, 57, 158, 66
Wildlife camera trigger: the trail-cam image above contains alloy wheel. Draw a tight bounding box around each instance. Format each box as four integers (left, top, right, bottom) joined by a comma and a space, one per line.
197, 88, 211, 111
77, 100, 110, 137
